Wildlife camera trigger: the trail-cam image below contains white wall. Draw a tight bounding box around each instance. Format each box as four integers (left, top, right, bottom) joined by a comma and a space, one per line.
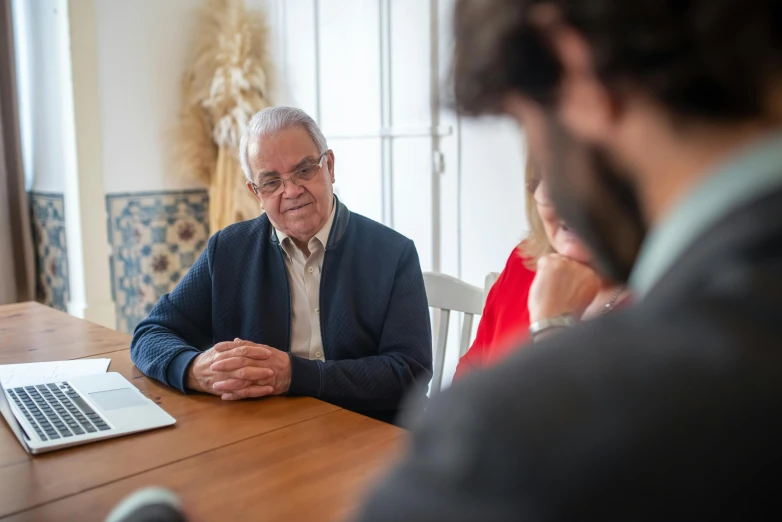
458, 117, 528, 284
94, 0, 277, 194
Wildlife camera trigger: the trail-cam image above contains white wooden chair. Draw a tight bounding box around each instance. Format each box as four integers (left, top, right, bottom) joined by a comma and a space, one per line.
484, 272, 500, 304
423, 272, 485, 394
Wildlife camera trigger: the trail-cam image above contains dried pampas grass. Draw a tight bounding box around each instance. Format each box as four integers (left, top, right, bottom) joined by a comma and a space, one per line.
177, 87, 216, 187
176, 0, 272, 231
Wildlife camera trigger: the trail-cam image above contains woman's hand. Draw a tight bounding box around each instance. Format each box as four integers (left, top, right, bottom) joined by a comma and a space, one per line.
528, 254, 602, 323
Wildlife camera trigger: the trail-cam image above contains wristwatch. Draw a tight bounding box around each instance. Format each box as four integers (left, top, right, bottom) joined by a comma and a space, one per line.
528, 313, 577, 340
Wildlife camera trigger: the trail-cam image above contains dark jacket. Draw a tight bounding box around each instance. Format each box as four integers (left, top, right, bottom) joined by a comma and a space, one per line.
355, 186, 782, 519
131, 198, 432, 422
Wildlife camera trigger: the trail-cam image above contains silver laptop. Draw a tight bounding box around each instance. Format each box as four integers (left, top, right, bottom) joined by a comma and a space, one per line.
0, 372, 176, 454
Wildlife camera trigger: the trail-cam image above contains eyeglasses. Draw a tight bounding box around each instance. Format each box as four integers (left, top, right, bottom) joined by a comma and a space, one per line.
251, 152, 328, 198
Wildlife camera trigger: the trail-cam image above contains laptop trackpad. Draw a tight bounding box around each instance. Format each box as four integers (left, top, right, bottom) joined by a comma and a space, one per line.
88, 388, 148, 411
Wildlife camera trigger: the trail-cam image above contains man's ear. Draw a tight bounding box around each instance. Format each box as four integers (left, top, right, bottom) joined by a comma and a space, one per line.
326, 149, 336, 184
247, 181, 261, 201
548, 26, 619, 142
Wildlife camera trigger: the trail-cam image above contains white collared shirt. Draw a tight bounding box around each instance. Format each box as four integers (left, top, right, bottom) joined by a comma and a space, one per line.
274, 201, 336, 361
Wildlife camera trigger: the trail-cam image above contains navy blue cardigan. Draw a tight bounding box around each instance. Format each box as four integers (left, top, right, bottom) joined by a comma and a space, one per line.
130, 198, 432, 421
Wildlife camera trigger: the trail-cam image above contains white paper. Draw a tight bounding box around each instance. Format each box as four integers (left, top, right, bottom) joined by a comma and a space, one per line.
0, 359, 111, 388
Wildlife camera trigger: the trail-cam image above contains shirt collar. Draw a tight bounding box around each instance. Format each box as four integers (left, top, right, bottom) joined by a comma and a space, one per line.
629, 130, 782, 298
275, 197, 336, 259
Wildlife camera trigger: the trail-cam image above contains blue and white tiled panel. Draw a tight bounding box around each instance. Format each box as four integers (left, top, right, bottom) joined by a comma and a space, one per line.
107, 190, 209, 334
29, 192, 70, 312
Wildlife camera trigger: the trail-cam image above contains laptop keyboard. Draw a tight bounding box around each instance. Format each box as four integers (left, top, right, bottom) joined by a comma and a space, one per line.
7, 382, 111, 441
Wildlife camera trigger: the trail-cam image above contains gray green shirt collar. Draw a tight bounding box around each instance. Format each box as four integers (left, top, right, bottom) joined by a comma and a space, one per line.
630, 130, 782, 298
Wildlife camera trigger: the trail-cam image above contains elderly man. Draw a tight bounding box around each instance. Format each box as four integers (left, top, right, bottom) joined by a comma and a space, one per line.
130, 106, 432, 423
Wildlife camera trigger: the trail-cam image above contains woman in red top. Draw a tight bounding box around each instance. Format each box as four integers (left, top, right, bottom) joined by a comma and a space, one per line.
454, 159, 629, 379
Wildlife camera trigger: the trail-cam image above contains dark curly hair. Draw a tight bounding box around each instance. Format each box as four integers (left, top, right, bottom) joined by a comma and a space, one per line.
452, 0, 782, 122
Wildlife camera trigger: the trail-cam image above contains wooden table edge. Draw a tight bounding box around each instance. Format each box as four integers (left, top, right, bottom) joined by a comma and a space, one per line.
0, 406, 357, 519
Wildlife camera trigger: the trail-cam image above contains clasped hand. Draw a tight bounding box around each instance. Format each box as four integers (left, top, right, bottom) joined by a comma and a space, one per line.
186, 338, 292, 400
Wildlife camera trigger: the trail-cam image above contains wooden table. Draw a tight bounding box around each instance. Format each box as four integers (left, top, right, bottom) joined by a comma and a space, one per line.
0, 302, 404, 521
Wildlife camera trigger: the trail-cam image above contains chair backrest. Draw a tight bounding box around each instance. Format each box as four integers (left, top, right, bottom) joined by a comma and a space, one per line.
484, 272, 500, 304
423, 272, 485, 395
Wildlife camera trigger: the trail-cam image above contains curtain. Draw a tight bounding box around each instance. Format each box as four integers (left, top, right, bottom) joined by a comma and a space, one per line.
0, 0, 35, 305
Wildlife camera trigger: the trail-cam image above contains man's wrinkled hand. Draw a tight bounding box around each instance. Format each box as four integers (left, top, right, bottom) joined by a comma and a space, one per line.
185, 339, 274, 396
210, 339, 292, 400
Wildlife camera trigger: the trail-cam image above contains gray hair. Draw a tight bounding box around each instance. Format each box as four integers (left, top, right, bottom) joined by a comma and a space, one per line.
239, 106, 328, 182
